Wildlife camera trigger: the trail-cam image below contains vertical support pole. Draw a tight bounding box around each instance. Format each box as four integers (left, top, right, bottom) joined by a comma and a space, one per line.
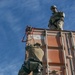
45, 30, 49, 75
69, 32, 75, 75
66, 33, 73, 75
60, 32, 69, 75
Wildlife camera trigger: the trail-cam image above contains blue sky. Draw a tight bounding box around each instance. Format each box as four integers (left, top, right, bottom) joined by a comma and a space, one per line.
0, 0, 75, 75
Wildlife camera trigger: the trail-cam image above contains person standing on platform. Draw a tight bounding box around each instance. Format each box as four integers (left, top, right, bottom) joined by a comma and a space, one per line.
48, 5, 65, 30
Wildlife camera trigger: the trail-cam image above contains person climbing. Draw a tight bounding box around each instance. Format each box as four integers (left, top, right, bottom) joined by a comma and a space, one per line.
18, 43, 44, 75
48, 5, 65, 30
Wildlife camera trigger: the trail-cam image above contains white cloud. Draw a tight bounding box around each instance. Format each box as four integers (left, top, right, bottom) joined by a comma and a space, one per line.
1, 10, 22, 32
20, 0, 41, 11
0, 0, 12, 8
0, 62, 21, 75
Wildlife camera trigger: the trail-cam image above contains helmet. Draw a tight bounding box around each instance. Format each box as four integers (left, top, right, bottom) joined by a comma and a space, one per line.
50, 5, 57, 10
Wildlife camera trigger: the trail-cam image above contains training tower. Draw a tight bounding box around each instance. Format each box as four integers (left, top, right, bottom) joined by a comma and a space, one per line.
22, 26, 75, 75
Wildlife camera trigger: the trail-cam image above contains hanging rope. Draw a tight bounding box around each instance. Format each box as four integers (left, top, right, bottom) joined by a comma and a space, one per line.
22, 26, 35, 43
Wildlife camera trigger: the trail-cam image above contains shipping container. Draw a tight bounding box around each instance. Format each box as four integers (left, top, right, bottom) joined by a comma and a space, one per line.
22, 27, 75, 75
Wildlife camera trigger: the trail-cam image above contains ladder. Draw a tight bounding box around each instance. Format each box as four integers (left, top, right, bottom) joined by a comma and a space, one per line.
64, 32, 75, 75
60, 32, 68, 75
45, 30, 49, 75
69, 32, 75, 75
44, 30, 69, 75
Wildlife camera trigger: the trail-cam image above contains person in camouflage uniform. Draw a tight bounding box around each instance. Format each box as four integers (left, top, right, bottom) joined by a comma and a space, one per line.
48, 5, 65, 30
18, 43, 44, 75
